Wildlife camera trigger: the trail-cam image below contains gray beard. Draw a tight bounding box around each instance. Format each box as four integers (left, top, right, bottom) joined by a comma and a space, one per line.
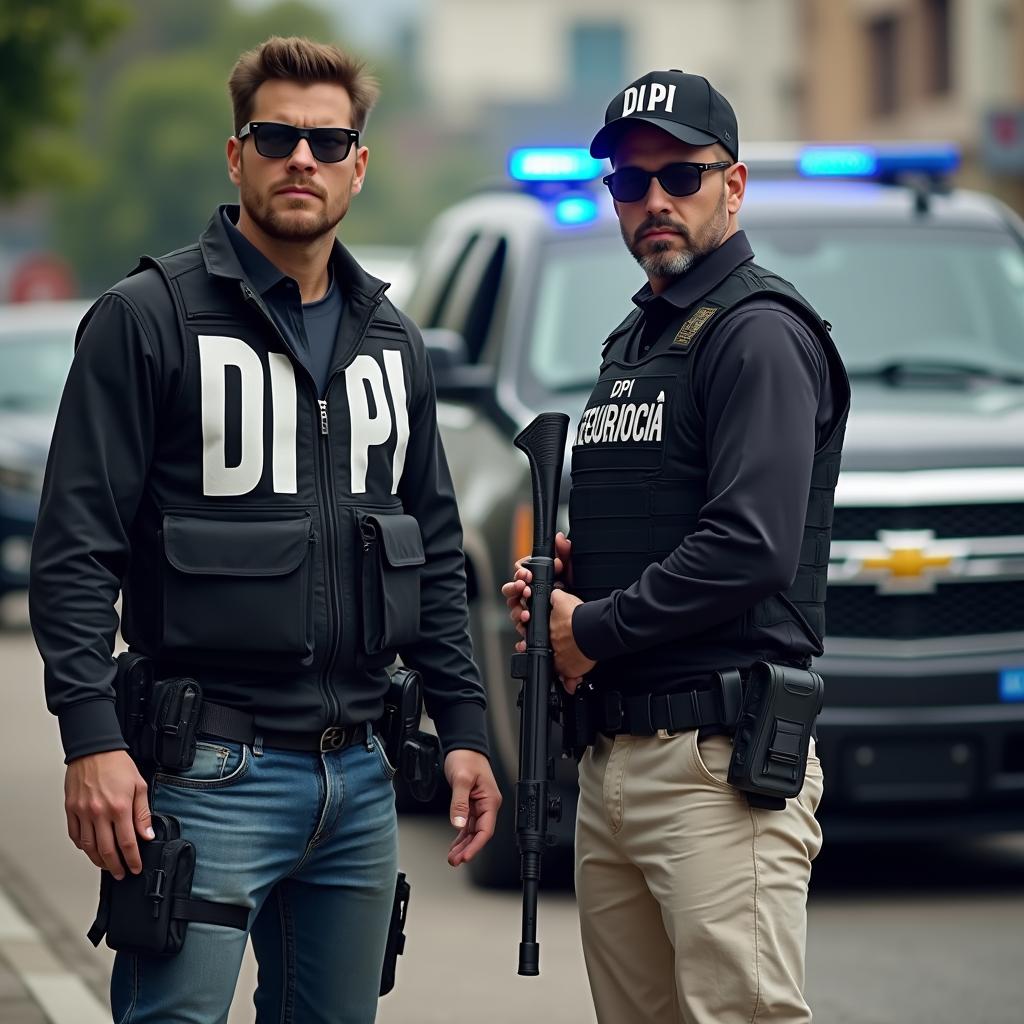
637, 247, 696, 278
625, 189, 729, 282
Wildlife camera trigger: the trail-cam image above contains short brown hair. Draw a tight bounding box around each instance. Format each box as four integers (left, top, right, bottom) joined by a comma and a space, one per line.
228, 36, 379, 135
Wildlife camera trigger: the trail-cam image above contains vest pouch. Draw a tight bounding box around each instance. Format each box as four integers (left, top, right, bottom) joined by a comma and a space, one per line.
358, 512, 425, 657
160, 514, 315, 659
88, 814, 248, 956
727, 662, 824, 808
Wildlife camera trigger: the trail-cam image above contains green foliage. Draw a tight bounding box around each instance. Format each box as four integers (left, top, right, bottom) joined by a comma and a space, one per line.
0, 0, 126, 198
59, 0, 335, 291
52, 0, 500, 293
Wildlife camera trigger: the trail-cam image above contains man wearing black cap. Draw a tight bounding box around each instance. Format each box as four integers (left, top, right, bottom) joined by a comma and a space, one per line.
504, 70, 850, 1022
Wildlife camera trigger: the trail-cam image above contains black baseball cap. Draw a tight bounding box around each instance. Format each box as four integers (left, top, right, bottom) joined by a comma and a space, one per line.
590, 70, 739, 163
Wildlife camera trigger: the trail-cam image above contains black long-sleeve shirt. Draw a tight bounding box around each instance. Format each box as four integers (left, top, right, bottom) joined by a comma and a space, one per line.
572, 231, 836, 664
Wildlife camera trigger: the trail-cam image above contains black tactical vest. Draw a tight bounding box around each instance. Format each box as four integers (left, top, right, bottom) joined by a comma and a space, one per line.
569, 260, 851, 692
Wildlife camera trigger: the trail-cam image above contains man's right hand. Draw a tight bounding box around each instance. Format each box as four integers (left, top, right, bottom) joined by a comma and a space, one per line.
64, 750, 154, 879
501, 531, 572, 652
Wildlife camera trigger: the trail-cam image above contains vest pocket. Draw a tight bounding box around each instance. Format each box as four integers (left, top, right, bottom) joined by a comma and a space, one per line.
159, 514, 315, 658
357, 511, 425, 657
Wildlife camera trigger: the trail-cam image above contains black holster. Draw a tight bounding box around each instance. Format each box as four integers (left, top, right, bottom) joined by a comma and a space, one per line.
115, 653, 203, 772
380, 666, 442, 803
379, 872, 411, 997
728, 662, 824, 810
87, 814, 248, 956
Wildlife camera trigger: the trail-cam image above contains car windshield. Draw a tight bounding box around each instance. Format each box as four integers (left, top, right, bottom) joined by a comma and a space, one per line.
0, 330, 75, 413
527, 225, 1024, 393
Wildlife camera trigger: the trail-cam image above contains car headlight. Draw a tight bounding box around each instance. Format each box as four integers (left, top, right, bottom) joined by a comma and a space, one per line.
0, 465, 40, 494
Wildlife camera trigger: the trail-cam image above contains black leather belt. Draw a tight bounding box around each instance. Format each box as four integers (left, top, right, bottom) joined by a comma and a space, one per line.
588, 669, 746, 739
196, 700, 370, 753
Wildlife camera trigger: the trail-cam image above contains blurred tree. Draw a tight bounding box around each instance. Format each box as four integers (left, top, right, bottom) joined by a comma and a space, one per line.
0, 0, 126, 198
59, 0, 333, 291
55, 0, 500, 293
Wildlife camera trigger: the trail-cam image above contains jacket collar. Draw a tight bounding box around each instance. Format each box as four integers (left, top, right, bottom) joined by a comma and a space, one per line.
199, 204, 387, 301
632, 230, 754, 313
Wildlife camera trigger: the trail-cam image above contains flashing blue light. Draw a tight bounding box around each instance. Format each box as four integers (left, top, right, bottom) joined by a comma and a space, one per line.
800, 147, 878, 177
554, 194, 599, 226
798, 143, 961, 179
509, 147, 603, 182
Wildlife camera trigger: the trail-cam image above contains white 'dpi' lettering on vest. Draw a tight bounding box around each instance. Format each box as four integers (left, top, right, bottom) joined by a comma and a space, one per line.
199, 336, 297, 497
575, 387, 665, 447
345, 350, 410, 495
621, 83, 677, 118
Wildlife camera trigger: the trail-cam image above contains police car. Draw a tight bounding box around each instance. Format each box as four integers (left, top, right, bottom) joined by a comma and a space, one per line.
403, 144, 1024, 884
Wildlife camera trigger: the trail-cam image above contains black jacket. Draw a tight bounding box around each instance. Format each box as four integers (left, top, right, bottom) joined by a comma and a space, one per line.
30, 207, 488, 763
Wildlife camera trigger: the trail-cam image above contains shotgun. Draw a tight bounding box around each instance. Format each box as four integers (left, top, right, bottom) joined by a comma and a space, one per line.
510, 411, 570, 977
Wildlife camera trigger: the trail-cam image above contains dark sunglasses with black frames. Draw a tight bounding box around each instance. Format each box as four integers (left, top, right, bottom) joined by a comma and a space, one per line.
602, 161, 732, 203
237, 122, 360, 164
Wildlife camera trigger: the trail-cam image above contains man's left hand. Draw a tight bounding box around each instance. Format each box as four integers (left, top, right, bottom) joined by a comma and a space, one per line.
445, 750, 502, 867
550, 589, 596, 693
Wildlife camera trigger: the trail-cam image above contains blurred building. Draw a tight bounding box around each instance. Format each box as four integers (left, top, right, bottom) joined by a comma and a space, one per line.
419, 0, 804, 148
801, 0, 1024, 211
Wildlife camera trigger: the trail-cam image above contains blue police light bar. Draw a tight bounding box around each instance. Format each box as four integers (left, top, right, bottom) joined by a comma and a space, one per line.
798, 143, 960, 179
554, 194, 599, 226
509, 147, 604, 182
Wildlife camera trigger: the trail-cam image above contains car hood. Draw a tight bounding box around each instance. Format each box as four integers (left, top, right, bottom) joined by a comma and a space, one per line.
0, 411, 56, 467
841, 382, 1024, 471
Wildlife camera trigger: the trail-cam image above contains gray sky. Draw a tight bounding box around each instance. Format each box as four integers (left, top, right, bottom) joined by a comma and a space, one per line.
238, 0, 427, 52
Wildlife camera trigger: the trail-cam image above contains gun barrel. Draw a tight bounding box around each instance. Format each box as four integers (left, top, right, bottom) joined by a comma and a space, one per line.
511, 413, 569, 978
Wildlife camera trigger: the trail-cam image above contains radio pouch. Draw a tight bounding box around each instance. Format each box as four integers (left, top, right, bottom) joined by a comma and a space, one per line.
728, 662, 824, 810
87, 814, 248, 956
379, 872, 411, 996
138, 677, 203, 771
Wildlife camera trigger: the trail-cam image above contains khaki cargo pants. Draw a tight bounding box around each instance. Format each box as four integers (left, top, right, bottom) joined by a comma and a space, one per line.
575, 729, 824, 1023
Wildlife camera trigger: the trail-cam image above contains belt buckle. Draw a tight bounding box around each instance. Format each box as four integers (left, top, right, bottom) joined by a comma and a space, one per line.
320, 726, 347, 752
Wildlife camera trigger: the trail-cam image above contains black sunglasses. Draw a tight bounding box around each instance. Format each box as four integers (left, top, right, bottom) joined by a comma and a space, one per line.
237, 122, 360, 163
602, 161, 732, 203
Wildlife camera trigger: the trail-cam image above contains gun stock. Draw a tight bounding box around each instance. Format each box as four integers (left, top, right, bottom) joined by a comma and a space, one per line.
510, 412, 570, 977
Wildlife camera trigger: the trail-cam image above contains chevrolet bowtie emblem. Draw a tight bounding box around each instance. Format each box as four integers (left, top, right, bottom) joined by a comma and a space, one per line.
862, 548, 954, 577
829, 529, 964, 594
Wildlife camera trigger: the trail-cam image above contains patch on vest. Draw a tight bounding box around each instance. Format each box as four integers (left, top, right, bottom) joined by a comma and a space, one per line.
672, 306, 720, 349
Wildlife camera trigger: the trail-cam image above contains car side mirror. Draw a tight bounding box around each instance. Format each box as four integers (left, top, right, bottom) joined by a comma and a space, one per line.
421, 328, 495, 400
421, 328, 470, 373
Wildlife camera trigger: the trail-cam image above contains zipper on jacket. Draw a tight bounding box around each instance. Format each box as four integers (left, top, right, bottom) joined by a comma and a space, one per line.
313, 291, 386, 718
240, 281, 341, 724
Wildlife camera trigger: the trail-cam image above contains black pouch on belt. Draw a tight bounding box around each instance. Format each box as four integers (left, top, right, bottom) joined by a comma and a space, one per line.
114, 652, 153, 758
87, 814, 248, 956
380, 667, 442, 803
379, 872, 411, 996
138, 677, 203, 772
357, 512, 426, 657
727, 662, 824, 810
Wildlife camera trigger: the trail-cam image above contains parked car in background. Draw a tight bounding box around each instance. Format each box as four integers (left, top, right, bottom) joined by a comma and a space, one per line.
402, 143, 1024, 885
0, 302, 88, 609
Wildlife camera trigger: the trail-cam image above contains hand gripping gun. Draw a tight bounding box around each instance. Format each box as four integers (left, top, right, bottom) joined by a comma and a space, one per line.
509, 412, 570, 977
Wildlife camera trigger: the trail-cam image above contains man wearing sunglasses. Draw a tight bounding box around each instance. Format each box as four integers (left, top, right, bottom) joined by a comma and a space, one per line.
31, 35, 499, 1023
504, 70, 849, 1022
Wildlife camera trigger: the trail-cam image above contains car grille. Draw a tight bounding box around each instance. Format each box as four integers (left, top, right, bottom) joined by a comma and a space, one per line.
826, 580, 1024, 639
832, 503, 1023, 540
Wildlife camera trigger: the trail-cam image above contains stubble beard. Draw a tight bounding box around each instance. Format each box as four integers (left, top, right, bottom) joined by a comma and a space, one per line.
240, 176, 350, 243
624, 187, 730, 281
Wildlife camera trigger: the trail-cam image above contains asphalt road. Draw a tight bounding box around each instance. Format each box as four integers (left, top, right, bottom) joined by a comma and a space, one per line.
2, 596, 1022, 1023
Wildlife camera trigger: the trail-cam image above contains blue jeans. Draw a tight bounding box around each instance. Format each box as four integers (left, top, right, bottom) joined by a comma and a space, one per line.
110, 730, 399, 1024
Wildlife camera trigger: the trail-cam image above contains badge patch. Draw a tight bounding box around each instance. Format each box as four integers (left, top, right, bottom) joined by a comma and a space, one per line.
672, 306, 719, 348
